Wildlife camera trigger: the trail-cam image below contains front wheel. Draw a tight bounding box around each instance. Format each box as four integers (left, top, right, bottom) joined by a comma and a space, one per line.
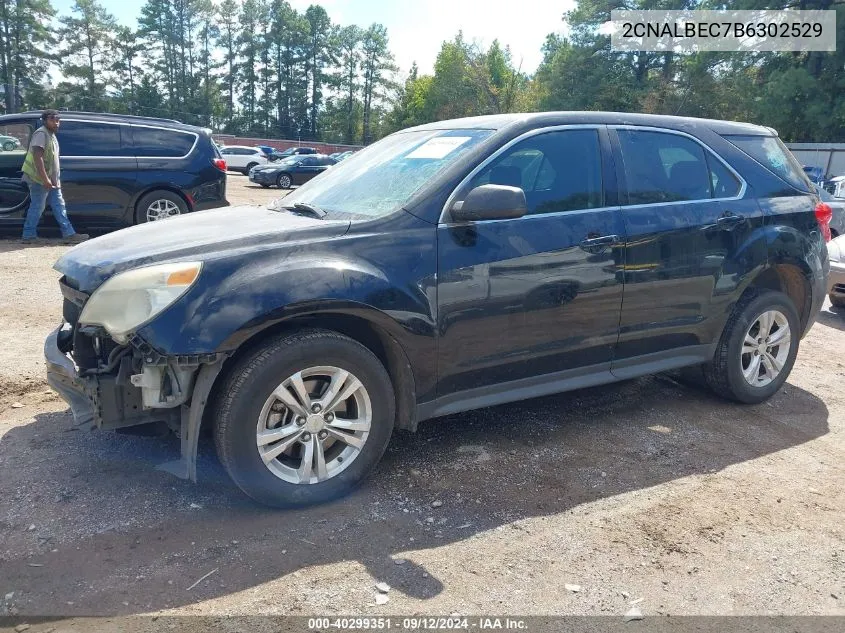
277, 173, 292, 189
703, 289, 800, 404
213, 329, 396, 508
2, 141, 14, 151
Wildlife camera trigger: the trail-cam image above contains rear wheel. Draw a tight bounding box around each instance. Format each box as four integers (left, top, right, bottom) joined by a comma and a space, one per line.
135, 190, 188, 224
703, 289, 799, 404
213, 329, 395, 508
277, 173, 292, 189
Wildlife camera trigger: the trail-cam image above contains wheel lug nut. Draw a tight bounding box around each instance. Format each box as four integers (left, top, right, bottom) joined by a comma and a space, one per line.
318, 430, 328, 440
301, 432, 311, 441
296, 417, 305, 426
325, 412, 334, 422
311, 403, 322, 413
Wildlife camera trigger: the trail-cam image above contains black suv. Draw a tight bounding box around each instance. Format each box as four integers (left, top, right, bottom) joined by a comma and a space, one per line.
0, 111, 227, 231
45, 112, 830, 508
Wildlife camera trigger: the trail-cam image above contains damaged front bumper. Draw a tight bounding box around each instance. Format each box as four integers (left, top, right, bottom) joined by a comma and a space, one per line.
44, 322, 225, 482
44, 324, 95, 426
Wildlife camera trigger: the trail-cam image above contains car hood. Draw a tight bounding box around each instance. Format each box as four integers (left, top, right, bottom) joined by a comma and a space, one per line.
54, 205, 350, 292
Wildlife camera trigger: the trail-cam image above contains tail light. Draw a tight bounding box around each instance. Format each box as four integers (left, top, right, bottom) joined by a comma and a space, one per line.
815, 202, 833, 242
213, 157, 226, 172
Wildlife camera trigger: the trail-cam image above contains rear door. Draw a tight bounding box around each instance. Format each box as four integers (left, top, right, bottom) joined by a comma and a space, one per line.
435, 126, 626, 398
0, 118, 36, 223
609, 126, 760, 375
58, 119, 138, 226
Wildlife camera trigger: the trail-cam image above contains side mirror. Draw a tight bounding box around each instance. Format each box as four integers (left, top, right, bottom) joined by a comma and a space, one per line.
449, 184, 527, 222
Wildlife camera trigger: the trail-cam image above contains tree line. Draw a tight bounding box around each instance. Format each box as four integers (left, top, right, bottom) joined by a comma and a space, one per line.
0, 0, 398, 144
1, 0, 843, 144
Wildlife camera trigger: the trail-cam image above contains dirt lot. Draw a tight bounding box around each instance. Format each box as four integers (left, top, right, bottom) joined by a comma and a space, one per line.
0, 174, 843, 625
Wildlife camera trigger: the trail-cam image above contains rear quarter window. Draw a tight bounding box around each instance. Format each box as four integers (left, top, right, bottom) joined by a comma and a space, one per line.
724, 134, 812, 192
132, 126, 197, 158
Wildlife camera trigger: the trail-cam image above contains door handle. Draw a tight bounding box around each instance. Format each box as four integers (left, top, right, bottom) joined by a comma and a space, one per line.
579, 234, 619, 250
716, 213, 744, 228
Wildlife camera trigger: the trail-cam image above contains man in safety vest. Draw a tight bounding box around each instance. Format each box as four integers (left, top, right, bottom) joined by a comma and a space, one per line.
21, 109, 88, 244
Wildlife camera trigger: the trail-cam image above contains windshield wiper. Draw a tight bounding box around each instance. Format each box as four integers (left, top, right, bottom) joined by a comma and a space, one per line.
282, 202, 327, 219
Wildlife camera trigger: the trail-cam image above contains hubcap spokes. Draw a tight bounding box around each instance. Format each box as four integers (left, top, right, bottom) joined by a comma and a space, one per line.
256, 366, 371, 484
740, 310, 791, 387
147, 199, 180, 221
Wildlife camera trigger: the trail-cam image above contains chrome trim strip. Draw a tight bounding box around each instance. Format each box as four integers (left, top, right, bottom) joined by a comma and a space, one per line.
58, 118, 199, 161
438, 123, 750, 224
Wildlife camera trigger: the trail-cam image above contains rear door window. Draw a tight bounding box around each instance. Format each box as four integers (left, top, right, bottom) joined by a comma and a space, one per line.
617, 129, 741, 204
59, 121, 127, 157
723, 134, 811, 191
132, 126, 197, 158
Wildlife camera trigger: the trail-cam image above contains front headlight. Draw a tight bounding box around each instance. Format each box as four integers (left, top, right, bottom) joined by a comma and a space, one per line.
79, 262, 202, 343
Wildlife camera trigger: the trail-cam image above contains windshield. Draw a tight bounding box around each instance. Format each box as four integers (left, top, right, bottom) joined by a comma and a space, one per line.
274, 129, 493, 218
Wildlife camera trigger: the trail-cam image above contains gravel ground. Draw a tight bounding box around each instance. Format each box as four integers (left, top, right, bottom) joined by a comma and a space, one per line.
0, 175, 843, 626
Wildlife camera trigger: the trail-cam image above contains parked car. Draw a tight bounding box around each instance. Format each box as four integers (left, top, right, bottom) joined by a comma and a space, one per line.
218, 145, 270, 174
830, 175, 845, 199
0, 133, 21, 151
269, 146, 318, 161
816, 185, 845, 238
45, 112, 830, 508
827, 234, 845, 308
0, 111, 227, 231
248, 154, 336, 188
334, 150, 355, 162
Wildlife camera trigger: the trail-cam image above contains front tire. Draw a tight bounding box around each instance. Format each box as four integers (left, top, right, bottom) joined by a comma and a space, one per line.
213, 329, 396, 508
3, 141, 14, 151
703, 289, 800, 404
277, 173, 292, 189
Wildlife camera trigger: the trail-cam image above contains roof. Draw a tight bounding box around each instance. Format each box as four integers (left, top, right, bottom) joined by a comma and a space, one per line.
5, 110, 209, 133
403, 111, 773, 136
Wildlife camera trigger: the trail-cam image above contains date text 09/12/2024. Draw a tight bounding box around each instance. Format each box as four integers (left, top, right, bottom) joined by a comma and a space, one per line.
307, 617, 529, 630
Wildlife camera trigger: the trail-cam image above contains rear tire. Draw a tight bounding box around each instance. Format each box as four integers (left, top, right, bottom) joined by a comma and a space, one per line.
213, 329, 395, 508
135, 190, 188, 224
703, 289, 800, 404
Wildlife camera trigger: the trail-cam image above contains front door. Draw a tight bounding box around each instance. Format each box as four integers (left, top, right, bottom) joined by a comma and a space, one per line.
436, 126, 626, 399
0, 119, 36, 223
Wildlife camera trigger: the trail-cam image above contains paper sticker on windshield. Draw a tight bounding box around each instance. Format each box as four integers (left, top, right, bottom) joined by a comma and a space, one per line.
406, 136, 472, 159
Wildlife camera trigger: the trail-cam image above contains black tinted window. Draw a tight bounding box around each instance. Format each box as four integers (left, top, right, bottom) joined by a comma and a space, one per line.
132, 127, 196, 157
618, 130, 712, 204
467, 129, 603, 215
724, 134, 810, 191
59, 121, 124, 157
706, 153, 741, 198
301, 157, 318, 166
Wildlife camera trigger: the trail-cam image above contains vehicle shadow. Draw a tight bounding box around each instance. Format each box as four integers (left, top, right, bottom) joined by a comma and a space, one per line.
0, 373, 829, 615
815, 304, 845, 332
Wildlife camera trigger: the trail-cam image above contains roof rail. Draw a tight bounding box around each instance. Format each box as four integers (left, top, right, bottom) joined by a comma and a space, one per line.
19, 110, 183, 125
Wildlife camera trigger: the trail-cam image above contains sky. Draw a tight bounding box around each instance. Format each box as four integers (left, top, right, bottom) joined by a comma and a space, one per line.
51, 0, 575, 78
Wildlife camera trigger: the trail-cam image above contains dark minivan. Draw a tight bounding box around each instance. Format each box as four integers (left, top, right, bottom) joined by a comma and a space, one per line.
0, 111, 227, 231
45, 112, 830, 508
